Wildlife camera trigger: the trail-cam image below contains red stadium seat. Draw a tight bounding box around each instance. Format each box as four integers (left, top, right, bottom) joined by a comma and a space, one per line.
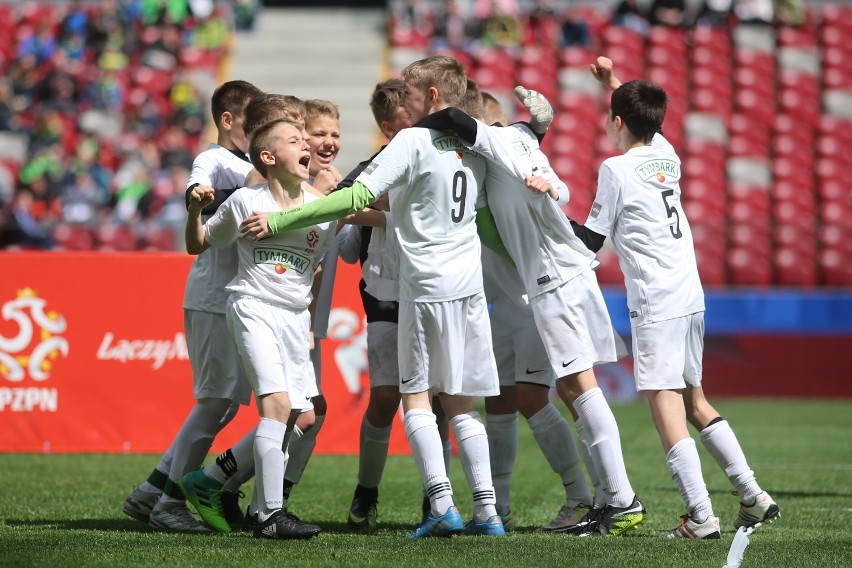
560, 47, 596, 69
727, 248, 772, 286
773, 200, 817, 231
729, 224, 771, 256
53, 224, 95, 251
690, 27, 731, 51
141, 226, 177, 251
97, 224, 138, 251
818, 178, 851, 205
773, 248, 818, 286
771, 180, 816, 210
773, 157, 816, 190
774, 224, 817, 256
819, 249, 852, 286
818, 224, 852, 256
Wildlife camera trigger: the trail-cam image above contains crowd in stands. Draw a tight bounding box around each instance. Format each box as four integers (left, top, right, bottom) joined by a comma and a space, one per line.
389, 0, 852, 287
0, 0, 250, 251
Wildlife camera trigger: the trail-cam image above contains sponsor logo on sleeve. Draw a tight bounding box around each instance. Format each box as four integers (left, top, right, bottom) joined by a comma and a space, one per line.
590, 202, 602, 218
363, 162, 378, 175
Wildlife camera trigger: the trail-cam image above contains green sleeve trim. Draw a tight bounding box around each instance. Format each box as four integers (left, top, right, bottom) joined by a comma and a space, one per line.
268, 182, 376, 234
476, 205, 514, 266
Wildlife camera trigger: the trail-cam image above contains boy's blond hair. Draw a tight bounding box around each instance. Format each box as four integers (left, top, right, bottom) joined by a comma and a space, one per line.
244, 94, 306, 140
369, 78, 405, 127
402, 55, 467, 108
481, 92, 508, 125
305, 99, 340, 124
249, 118, 303, 179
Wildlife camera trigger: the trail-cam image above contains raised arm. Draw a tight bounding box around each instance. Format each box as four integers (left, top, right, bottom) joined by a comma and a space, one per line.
590, 56, 623, 91
185, 185, 215, 254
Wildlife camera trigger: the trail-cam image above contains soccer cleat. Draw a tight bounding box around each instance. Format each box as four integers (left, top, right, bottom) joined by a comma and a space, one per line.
538, 503, 591, 534
462, 515, 506, 537
221, 490, 245, 531
123, 487, 161, 523
668, 514, 721, 540
148, 500, 212, 533
734, 491, 780, 529
590, 496, 647, 537
407, 506, 464, 539
253, 509, 322, 540
179, 470, 231, 533
501, 510, 516, 533
347, 486, 379, 531
242, 507, 259, 532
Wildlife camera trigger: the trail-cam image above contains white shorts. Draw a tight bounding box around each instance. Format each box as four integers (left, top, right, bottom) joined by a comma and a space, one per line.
367, 321, 400, 389
530, 268, 617, 377
398, 293, 499, 397
310, 340, 323, 396
490, 296, 555, 388
184, 310, 252, 405
633, 312, 704, 391
225, 295, 318, 410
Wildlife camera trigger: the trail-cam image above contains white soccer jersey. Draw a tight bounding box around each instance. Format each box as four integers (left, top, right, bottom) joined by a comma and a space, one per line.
355, 127, 488, 302
471, 121, 595, 299
183, 144, 254, 314
584, 133, 705, 326
203, 188, 335, 310
482, 247, 527, 310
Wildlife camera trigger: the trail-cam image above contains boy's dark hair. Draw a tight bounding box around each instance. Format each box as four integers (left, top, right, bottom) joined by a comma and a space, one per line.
456, 78, 484, 121
249, 118, 304, 178
610, 80, 667, 142
369, 78, 405, 126
244, 94, 306, 139
210, 80, 263, 128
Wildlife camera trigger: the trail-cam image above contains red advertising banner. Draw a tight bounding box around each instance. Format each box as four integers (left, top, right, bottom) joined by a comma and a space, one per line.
0, 252, 409, 454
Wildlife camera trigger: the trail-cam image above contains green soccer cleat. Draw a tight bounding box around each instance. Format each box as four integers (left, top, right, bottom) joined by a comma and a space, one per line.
179, 469, 231, 533
588, 496, 647, 537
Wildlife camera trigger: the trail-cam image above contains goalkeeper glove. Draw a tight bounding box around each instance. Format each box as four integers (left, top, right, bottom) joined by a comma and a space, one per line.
514, 86, 553, 134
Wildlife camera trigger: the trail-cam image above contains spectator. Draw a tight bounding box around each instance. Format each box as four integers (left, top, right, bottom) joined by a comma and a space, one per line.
561, 8, 592, 48
775, 0, 806, 26
2, 189, 54, 248
612, 0, 649, 35
432, 0, 477, 50
695, 0, 733, 27
735, 0, 774, 25
649, 0, 687, 27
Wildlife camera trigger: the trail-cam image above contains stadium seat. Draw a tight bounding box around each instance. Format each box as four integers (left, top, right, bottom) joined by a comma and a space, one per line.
817, 178, 851, 205
729, 224, 772, 256
774, 224, 817, 255
559, 47, 596, 69
771, 180, 816, 210
727, 248, 772, 286
773, 248, 818, 286
53, 224, 95, 251
773, 201, 817, 231
773, 157, 816, 190
819, 249, 852, 286
97, 224, 138, 251
141, 226, 177, 251
818, 224, 852, 256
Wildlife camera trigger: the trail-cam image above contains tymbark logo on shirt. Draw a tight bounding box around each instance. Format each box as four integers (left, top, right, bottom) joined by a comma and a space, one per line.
253, 248, 310, 274
635, 159, 680, 182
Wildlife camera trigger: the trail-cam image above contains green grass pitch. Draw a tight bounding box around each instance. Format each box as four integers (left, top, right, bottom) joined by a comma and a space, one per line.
2, 399, 851, 567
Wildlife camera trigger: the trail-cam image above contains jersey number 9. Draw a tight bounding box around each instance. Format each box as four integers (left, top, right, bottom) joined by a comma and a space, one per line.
451, 171, 468, 223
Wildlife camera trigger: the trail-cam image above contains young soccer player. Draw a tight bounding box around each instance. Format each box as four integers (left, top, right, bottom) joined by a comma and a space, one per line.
240, 56, 510, 538
418, 85, 645, 537
123, 79, 262, 533
461, 90, 601, 534
573, 56, 779, 538
185, 118, 332, 540
336, 79, 409, 531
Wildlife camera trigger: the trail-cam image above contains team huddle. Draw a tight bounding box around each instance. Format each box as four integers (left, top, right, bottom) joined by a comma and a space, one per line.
122, 55, 780, 541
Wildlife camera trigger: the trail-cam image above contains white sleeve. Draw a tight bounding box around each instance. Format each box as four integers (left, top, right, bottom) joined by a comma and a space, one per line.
355, 133, 412, 198
584, 163, 621, 237
531, 148, 569, 206
337, 224, 361, 265
187, 152, 217, 189
203, 192, 243, 248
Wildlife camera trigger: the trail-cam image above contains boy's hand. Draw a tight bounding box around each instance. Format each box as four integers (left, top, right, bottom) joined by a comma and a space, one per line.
525, 175, 559, 201
514, 86, 554, 133
240, 211, 271, 240
188, 185, 215, 212
590, 56, 622, 90
312, 165, 343, 195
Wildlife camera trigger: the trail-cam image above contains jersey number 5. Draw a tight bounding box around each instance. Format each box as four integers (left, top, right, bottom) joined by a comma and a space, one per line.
451, 171, 468, 223
661, 189, 683, 239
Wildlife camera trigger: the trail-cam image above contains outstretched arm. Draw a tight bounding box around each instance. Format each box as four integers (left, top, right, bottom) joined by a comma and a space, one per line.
239, 181, 377, 240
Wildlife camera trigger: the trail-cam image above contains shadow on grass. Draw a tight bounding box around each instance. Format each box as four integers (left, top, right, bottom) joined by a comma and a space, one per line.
6, 518, 156, 532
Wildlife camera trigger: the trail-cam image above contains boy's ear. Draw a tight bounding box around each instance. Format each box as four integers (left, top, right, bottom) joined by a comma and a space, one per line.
221, 111, 233, 131
260, 149, 275, 168
379, 120, 395, 139
427, 86, 439, 105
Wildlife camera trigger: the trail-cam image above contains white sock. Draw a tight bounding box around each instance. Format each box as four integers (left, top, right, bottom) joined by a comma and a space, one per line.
284, 415, 324, 486
437, 414, 452, 476
254, 417, 287, 522
485, 412, 518, 517
573, 388, 634, 508
528, 403, 593, 507
451, 411, 497, 522
358, 416, 392, 488
167, 398, 237, 486
405, 408, 454, 517
575, 419, 605, 507
667, 437, 713, 523
700, 419, 762, 502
